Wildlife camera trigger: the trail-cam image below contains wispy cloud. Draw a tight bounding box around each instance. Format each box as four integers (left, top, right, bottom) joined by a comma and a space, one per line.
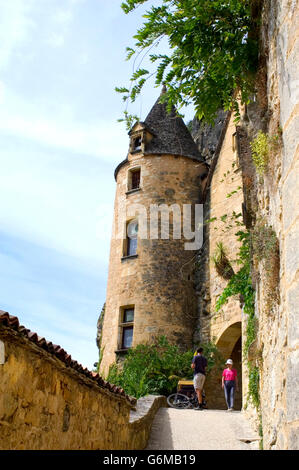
52, 8, 73, 26
0, 84, 128, 161
0, 232, 103, 368
0, 0, 36, 71
0, 133, 115, 264
47, 6, 74, 48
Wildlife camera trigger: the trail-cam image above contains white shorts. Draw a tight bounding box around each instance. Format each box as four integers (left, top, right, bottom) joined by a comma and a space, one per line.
193, 373, 205, 391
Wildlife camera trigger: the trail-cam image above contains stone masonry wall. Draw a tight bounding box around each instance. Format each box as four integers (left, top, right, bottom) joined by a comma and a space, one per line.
194, 111, 244, 410
0, 322, 165, 450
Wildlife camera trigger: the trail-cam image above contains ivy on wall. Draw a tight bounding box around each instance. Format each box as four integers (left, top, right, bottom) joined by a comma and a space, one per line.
214, 230, 260, 409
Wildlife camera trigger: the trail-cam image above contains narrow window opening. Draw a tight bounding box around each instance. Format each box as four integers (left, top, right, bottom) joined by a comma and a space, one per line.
131, 169, 140, 190
122, 326, 133, 349
123, 308, 134, 323
133, 136, 141, 151
120, 307, 134, 350
125, 219, 138, 257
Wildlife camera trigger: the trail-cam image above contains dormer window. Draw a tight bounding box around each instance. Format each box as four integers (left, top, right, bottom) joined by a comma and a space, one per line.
127, 122, 154, 156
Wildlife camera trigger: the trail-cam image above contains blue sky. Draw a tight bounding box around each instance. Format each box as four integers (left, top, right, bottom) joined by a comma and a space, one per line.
0, 0, 194, 370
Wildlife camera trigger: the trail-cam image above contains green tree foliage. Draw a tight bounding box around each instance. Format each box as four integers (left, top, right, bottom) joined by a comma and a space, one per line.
118, 0, 260, 125
107, 336, 223, 398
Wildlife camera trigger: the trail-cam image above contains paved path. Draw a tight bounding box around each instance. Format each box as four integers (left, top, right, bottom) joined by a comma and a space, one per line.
146, 408, 260, 450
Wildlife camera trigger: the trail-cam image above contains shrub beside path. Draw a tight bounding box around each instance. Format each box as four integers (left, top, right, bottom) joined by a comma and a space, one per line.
146, 408, 260, 450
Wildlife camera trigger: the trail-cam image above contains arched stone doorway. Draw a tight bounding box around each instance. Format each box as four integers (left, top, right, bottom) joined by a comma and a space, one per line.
216, 322, 242, 410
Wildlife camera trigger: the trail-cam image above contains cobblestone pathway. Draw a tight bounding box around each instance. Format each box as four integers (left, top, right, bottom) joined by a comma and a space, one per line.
146, 408, 260, 450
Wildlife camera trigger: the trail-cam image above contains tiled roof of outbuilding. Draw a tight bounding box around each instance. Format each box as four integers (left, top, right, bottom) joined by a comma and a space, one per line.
0, 310, 136, 407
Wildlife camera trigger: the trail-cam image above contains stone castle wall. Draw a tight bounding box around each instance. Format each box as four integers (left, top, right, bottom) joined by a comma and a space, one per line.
0, 315, 166, 450
194, 111, 244, 410
205, 112, 244, 342
100, 151, 206, 375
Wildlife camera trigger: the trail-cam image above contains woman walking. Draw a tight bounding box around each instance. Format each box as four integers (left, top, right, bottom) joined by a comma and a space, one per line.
222, 359, 239, 411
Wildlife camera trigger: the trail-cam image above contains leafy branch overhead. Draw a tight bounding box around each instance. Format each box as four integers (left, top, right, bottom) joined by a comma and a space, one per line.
117, 0, 260, 127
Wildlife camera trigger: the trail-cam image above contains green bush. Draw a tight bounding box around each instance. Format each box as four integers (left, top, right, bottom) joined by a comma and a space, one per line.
107, 336, 223, 398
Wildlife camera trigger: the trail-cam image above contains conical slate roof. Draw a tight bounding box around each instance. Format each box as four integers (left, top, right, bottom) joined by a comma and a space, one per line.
143, 89, 203, 161
114, 88, 204, 179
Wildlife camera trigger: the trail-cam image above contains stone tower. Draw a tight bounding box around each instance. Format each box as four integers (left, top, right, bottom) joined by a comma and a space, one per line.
100, 89, 207, 375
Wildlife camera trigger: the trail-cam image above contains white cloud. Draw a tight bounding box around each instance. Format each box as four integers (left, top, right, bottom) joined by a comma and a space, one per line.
0, 0, 36, 71
0, 84, 128, 162
47, 32, 66, 48
0, 112, 127, 161
47, 6, 74, 48
0, 80, 5, 104
68, 0, 86, 5
53, 9, 73, 25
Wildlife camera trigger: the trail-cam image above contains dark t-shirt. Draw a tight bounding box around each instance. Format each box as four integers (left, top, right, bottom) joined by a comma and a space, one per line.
192, 354, 208, 376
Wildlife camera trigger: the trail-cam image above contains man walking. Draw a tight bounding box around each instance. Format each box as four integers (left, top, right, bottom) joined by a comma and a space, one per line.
191, 347, 208, 410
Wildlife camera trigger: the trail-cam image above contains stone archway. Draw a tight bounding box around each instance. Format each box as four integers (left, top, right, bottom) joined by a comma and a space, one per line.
216, 321, 242, 410
204, 321, 242, 410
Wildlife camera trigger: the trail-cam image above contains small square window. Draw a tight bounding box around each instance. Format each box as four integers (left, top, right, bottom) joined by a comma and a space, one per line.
128, 168, 141, 192
123, 308, 134, 323
131, 169, 140, 190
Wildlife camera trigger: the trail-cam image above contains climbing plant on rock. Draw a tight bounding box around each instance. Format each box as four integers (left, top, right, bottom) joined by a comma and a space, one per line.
215, 229, 260, 409
117, 0, 261, 127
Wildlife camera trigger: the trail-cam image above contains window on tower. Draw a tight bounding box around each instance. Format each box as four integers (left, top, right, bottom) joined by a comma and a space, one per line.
119, 307, 134, 350
128, 167, 141, 192
124, 219, 138, 257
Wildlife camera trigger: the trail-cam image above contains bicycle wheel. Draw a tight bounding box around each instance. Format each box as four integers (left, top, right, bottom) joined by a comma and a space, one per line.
167, 393, 190, 409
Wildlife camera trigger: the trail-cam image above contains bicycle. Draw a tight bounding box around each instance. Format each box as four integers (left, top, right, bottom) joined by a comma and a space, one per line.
167, 380, 207, 410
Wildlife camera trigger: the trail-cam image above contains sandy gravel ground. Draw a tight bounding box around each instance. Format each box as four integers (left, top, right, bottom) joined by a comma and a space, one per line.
146, 408, 260, 450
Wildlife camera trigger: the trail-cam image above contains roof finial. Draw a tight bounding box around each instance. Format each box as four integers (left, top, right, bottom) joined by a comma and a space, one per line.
161, 83, 167, 94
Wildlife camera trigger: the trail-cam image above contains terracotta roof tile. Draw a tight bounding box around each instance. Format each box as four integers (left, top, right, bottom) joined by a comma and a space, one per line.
0, 310, 136, 407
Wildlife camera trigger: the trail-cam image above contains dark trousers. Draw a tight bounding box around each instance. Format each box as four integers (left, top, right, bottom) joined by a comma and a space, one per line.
224, 380, 235, 409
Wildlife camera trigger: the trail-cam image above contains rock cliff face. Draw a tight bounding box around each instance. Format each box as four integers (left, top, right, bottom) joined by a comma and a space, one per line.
190, 110, 228, 165
191, 2, 299, 448
96, 303, 105, 351
243, 0, 299, 450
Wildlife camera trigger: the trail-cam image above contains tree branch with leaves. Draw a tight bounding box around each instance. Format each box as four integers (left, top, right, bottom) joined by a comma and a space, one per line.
117, 0, 261, 128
